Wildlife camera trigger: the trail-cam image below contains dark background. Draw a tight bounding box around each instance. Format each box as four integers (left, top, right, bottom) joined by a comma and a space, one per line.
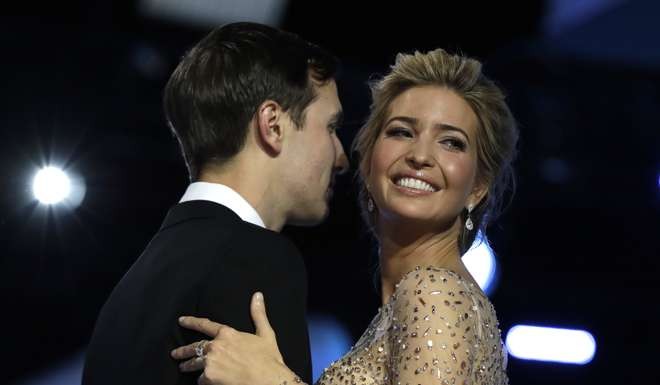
1, 0, 658, 384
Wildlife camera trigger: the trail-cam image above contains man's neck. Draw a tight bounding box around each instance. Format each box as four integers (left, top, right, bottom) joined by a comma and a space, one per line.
198, 158, 287, 231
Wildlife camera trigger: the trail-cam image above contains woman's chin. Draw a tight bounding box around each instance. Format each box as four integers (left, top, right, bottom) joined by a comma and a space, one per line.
383, 211, 437, 226
379, 206, 457, 231
382, 204, 433, 220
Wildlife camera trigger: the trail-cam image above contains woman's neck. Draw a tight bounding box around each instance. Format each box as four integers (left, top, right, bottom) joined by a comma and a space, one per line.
377, 217, 464, 304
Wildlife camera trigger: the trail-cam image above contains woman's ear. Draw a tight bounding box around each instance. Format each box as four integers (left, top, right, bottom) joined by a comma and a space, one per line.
468, 179, 489, 209
256, 100, 284, 156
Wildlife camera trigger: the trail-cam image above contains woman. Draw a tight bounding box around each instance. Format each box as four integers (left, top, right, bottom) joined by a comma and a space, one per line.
171, 48, 518, 385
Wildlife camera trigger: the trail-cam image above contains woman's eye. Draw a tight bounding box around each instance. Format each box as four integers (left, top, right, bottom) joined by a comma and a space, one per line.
441, 138, 467, 151
385, 127, 412, 138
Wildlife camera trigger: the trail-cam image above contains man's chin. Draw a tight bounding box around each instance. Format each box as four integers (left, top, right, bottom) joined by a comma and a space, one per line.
326, 186, 334, 200
289, 205, 329, 227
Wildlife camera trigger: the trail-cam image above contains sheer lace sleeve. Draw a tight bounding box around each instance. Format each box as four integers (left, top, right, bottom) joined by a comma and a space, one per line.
388, 267, 483, 385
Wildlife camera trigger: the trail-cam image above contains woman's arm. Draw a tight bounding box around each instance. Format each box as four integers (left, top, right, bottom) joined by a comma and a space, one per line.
171, 292, 306, 385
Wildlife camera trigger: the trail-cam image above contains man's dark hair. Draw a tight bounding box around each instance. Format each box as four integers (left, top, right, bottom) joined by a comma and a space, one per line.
163, 22, 338, 181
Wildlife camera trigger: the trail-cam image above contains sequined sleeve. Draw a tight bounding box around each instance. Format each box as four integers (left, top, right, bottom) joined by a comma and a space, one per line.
388, 267, 482, 385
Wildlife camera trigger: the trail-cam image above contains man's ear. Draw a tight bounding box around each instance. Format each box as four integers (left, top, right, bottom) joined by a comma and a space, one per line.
255, 100, 284, 156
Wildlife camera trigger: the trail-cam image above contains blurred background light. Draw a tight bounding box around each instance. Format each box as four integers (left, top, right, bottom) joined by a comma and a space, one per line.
505, 325, 596, 364
139, 0, 289, 28
308, 314, 353, 382
541, 157, 572, 184
463, 232, 498, 295
9, 351, 84, 385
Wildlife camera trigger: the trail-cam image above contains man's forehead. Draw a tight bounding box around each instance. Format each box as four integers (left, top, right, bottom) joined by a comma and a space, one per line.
316, 81, 341, 106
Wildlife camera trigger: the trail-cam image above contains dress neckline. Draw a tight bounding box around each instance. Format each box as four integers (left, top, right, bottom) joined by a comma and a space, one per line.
378, 266, 475, 312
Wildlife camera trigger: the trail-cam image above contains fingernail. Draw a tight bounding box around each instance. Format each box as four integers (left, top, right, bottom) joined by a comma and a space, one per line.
255, 292, 263, 303
178, 316, 186, 323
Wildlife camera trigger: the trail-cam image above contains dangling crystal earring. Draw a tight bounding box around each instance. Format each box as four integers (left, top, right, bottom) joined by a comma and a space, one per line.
465, 204, 474, 231
367, 197, 375, 212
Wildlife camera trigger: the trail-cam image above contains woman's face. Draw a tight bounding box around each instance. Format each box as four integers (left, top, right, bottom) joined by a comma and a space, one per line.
367, 86, 486, 229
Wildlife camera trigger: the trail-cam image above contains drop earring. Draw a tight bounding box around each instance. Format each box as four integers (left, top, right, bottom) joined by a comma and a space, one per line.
465, 204, 474, 231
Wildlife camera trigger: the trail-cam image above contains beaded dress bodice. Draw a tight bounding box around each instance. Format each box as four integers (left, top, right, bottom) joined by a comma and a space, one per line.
316, 266, 508, 385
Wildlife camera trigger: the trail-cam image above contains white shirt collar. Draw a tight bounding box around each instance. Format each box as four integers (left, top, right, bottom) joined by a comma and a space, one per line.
179, 182, 266, 228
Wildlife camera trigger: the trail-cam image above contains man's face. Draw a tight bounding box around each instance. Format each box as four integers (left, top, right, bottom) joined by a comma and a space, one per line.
284, 80, 348, 225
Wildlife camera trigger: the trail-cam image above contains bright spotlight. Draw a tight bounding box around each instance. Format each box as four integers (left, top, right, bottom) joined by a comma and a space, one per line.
463, 232, 497, 294
33, 167, 71, 205
505, 325, 596, 364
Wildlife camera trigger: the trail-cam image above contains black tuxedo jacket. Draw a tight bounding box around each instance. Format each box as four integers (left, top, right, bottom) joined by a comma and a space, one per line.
82, 201, 312, 385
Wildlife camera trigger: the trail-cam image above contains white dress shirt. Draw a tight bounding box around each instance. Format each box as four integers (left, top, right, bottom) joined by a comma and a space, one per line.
179, 182, 265, 228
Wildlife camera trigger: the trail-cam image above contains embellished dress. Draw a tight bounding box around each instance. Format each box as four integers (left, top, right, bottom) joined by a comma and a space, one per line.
316, 266, 508, 385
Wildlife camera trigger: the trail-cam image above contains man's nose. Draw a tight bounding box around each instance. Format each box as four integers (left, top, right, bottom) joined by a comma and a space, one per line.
333, 135, 349, 175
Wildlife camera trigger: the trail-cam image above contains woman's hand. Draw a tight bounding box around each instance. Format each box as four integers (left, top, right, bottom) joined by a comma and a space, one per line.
171, 292, 301, 385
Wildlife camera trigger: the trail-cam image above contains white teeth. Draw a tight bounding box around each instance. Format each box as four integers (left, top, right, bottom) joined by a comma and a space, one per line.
395, 177, 436, 192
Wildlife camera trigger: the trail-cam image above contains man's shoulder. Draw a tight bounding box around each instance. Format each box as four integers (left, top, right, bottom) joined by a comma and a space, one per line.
164, 212, 302, 263
156, 201, 267, 240
227, 224, 302, 260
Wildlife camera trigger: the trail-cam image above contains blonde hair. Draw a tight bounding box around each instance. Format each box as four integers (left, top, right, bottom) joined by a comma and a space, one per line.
353, 48, 519, 253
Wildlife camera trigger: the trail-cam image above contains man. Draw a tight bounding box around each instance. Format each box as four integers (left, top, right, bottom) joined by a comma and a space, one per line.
82, 22, 348, 385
